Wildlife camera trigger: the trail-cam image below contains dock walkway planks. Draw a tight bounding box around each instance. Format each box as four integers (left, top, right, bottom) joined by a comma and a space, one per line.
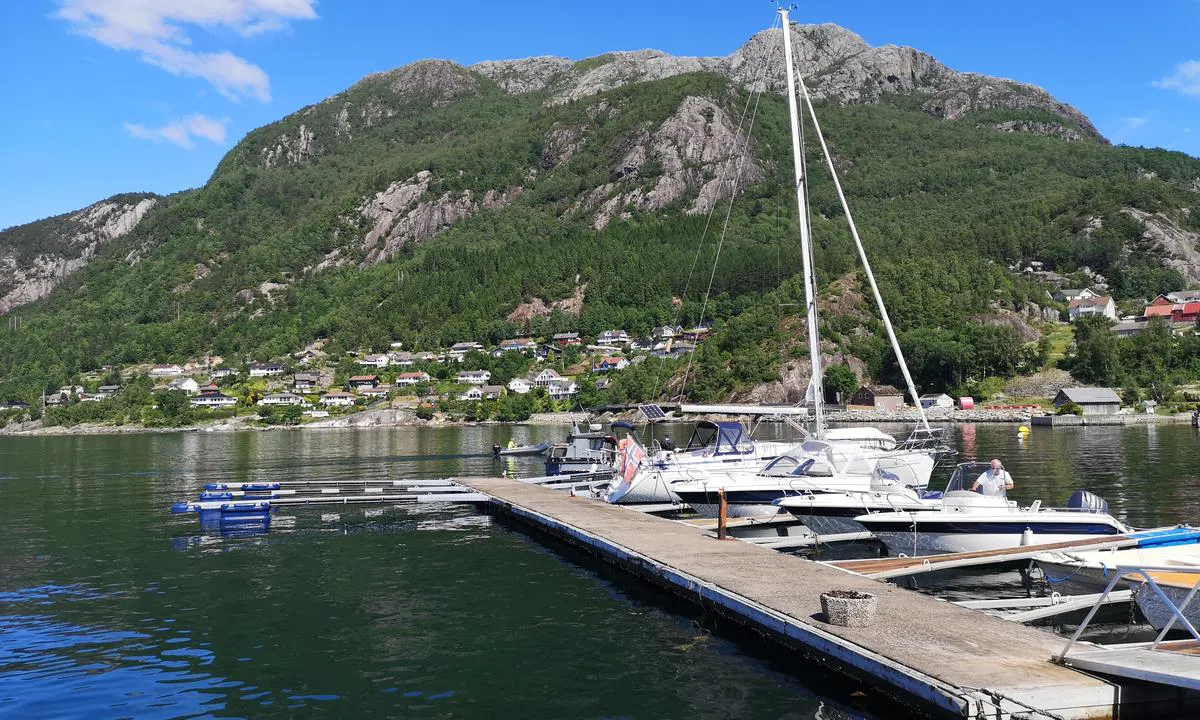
458, 477, 1126, 719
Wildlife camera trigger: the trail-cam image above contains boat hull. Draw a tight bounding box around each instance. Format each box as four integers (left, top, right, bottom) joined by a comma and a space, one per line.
1134, 581, 1200, 632
778, 493, 937, 535
866, 522, 1124, 556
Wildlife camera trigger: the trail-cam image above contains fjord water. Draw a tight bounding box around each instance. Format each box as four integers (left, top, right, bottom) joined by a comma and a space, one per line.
1, 423, 1198, 719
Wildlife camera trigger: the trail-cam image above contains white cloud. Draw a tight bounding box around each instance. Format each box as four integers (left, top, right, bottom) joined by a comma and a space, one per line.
55, 1, 318, 102
1153, 60, 1200, 97
1122, 116, 1149, 131
124, 113, 229, 149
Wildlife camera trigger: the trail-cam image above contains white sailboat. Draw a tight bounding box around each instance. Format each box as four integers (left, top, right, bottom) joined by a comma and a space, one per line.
605, 7, 947, 511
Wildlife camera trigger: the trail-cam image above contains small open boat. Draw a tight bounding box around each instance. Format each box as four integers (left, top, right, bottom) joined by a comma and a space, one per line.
493, 441, 550, 457
1131, 569, 1200, 633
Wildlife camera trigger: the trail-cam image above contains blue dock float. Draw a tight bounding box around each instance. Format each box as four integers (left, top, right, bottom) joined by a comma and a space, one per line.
455, 476, 1194, 719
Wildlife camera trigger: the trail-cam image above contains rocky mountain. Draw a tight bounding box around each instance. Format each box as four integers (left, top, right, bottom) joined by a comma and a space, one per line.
0, 194, 158, 314
2, 22, 1199, 402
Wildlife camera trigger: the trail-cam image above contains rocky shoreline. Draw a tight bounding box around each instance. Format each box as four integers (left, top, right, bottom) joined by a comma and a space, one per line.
0, 410, 591, 436
2, 406, 1191, 437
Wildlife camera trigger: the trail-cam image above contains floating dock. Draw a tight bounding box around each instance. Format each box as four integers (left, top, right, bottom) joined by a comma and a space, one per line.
457, 476, 1193, 719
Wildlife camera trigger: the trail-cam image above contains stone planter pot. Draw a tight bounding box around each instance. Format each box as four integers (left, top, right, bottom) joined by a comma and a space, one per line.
820, 590, 877, 628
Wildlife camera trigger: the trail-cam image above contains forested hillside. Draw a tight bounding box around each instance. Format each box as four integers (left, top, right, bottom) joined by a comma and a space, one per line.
2, 23, 1200, 404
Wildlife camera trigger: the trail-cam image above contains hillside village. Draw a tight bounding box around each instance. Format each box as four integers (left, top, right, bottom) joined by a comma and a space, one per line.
7, 279, 1200, 432
0, 325, 719, 429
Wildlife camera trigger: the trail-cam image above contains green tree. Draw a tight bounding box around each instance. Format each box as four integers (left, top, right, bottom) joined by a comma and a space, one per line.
1065, 316, 1120, 385
824, 363, 859, 400
154, 390, 195, 426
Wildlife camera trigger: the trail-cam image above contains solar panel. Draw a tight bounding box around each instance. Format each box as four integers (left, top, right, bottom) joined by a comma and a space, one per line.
638, 404, 668, 422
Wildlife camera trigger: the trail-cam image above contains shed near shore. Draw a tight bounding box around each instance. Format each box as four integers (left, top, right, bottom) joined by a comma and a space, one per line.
1054, 387, 1121, 416
848, 385, 904, 411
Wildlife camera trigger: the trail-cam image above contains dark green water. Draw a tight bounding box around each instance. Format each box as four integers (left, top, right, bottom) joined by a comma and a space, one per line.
2, 423, 1198, 719
0, 428, 849, 720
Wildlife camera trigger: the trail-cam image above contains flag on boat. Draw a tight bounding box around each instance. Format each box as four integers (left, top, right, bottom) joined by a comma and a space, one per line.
617, 437, 647, 484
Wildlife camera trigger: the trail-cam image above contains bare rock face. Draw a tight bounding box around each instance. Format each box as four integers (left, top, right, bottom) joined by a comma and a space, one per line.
0, 197, 157, 314
1122, 207, 1200, 286
583, 95, 763, 229
542, 123, 585, 169
507, 284, 587, 324
260, 124, 318, 168
990, 120, 1084, 142
380, 59, 479, 104
356, 171, 524, 266
475, 22, 1099, 140
923, 74, 1099, 137
736, 350, 865, 405
970, 309, 1041, 342
472, 56, 572, 94
548, 51, 723, 105
725, 24, 871, 88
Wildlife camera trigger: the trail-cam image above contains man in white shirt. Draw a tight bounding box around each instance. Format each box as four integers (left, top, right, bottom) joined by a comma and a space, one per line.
972, 458, 1013, 497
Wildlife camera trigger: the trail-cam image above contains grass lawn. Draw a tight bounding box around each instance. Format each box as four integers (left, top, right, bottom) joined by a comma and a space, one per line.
1042, 327, 1073, 368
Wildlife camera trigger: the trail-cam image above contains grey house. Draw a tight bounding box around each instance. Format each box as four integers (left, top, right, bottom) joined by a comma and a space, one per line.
1053, 387, 1121, 416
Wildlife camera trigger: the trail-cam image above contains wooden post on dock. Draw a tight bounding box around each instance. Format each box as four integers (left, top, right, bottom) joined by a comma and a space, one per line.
717, 489, 729, 540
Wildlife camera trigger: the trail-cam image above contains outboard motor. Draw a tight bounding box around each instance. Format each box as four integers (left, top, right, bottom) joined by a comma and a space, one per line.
492, 443, 501, 458
1067, 490, 1109, 514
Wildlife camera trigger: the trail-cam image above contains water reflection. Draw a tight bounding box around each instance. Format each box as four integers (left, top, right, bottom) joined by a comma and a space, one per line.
3, 423, 1200, 719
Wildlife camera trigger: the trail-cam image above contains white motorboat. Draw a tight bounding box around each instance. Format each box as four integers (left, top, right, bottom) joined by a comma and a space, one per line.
664, 440, 936, 518
773, 457, 942, 534
854, 462, 1129, 556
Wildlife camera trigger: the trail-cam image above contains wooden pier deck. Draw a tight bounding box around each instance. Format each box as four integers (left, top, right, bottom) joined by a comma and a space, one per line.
457, 477, 1190, 719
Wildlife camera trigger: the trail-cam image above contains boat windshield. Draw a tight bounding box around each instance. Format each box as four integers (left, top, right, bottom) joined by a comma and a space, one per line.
944, 461, 1001, 494
760, 455, 832, 478
871, 457, 924, 490
683, 421, 750, 454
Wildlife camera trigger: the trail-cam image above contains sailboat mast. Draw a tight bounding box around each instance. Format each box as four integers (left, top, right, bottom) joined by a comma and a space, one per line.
794, 76, 932, 432
779, 8, 824, 438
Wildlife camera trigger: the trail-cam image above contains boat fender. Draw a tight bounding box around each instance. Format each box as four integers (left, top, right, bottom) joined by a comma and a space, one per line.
1020, 527, 1033, 546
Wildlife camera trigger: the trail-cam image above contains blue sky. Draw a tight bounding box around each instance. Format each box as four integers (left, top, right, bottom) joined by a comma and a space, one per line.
2, 0, 1198, 230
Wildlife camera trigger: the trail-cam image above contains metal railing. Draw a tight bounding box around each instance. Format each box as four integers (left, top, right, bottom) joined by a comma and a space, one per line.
1056, 564, 1200, 661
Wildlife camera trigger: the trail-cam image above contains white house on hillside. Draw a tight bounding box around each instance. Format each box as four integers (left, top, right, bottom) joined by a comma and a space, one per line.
150, 364, 184, 376
320, 392, 356, 407
448, 342, 484, 362
166, 377, 200, 395
548, 381, 578, 401
258, 392, 303, 406
532, 368, 563, 387
1068, 295, 1117, 321
456, 370, 491, 385
596, 329, 630, 346
358, 354, 390, 368
396, 371, 431, 387
192, 392, 236, 408
249, 362, 285, 377
507, 378, 532, 394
